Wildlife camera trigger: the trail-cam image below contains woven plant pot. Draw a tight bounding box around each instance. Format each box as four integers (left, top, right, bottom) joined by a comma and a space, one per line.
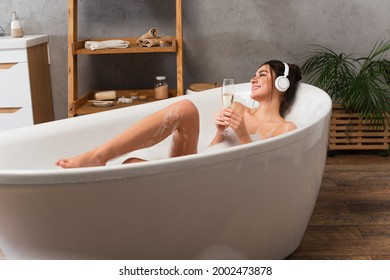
329, 103, 390, 155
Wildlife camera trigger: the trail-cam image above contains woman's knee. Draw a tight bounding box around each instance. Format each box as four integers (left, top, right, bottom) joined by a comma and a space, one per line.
175, 100, 199, 120
163, 100, 199, 131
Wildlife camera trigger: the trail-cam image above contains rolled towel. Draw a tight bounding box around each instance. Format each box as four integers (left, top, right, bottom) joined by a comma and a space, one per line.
85, 40, 129, 51
95, 90, 117, 100
138, 38, 160, 47
136, 28, 159, 47
138, 28, 158, 39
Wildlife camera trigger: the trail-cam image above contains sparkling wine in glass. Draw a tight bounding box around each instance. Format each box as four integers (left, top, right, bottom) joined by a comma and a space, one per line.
221, 79, 235, 134
221, 79, 235, 108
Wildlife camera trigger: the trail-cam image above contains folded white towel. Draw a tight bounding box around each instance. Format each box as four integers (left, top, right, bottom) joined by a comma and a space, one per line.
85, 40, 129, 51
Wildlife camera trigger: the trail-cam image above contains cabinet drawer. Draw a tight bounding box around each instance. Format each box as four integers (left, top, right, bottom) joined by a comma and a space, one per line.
0, 49, 28, 63
0, 107, 33, 131
0, 62, 31, 107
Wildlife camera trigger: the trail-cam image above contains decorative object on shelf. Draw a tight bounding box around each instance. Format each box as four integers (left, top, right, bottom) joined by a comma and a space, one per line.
154, 76, 169, 99
88, 100, 114, 107
10, 12, 23, 38
139, 94, 148, 101
130, 92, 139, 100
159, 38, 171, 47
117, 96, 133, 104
85, 40, 129, 51
301, 40, 390, 154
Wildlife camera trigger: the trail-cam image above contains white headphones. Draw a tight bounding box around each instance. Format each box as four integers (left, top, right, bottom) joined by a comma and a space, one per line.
274, 62, 290, 92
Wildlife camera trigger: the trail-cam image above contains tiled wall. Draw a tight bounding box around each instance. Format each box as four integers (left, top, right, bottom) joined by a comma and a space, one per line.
0, 0, 389, 119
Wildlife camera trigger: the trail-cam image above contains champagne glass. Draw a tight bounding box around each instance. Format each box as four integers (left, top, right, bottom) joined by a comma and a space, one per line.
221, 78, 235, 134
221, 78, 235, 108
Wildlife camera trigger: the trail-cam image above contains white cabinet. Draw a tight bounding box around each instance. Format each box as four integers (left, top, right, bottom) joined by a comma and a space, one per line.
0, 35, 54, 131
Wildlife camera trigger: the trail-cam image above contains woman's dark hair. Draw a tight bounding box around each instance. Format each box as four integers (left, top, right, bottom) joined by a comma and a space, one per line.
261, 60, 302, 117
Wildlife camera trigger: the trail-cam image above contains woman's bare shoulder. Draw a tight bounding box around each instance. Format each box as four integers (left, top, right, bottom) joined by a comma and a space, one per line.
232, 101, 246, 110
232, 102, 256, 114
283, 121, 297, 132
272, 121, 296, 137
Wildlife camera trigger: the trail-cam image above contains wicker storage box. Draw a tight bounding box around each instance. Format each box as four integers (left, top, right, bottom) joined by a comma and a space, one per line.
329, 103, 390, 152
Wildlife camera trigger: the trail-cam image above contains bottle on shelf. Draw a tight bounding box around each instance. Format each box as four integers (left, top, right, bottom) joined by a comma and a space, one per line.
11, 12, 23, 38
154, 76, 169, 99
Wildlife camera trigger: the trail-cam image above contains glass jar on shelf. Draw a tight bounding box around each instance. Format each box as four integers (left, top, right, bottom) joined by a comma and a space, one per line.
154, 76, 169, 99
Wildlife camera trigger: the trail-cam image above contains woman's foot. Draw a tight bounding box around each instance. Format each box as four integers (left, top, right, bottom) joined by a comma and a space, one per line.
55, 150, 106, 168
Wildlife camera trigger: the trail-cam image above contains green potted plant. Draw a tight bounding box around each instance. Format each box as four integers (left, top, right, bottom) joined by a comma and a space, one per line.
301, 40, 390, 155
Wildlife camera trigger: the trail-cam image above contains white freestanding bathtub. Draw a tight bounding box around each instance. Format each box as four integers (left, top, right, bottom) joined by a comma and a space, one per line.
0, 83, 331, 260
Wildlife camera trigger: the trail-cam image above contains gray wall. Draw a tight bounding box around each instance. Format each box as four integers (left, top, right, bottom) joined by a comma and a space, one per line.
1, 0, 389, 120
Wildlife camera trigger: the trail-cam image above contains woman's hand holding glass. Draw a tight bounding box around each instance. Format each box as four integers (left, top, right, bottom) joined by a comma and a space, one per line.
215, 108, 248, 138
215, 108, 231, 135
218, 79, 235, 135
215, 78, 248, 139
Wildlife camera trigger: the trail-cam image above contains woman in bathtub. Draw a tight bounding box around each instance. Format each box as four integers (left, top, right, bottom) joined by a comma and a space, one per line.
56, 60, 302, 168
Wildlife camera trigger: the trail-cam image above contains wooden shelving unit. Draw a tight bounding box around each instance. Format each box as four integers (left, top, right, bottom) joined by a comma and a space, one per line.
67, 0, 183, 117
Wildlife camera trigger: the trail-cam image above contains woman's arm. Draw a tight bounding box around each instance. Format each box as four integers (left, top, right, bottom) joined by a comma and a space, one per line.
209, 131, 225, 146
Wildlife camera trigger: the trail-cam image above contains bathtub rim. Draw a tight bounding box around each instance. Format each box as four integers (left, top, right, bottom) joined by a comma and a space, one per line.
0, 117, 330, 186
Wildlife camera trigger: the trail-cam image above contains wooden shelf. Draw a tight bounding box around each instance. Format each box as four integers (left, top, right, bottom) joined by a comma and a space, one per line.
73, 89, 177, 116
67, 0, 183, 117
72, 37, 177, 55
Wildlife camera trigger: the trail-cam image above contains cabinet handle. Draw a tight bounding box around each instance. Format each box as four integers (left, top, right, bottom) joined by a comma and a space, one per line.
0, 63, 17, 70
0, 108, 21, 114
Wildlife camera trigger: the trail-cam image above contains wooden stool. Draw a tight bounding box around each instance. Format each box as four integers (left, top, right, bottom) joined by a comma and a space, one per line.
188, 83, 220, 92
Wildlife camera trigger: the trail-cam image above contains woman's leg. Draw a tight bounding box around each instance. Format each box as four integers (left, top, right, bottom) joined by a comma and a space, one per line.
56, 100, 200, 168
